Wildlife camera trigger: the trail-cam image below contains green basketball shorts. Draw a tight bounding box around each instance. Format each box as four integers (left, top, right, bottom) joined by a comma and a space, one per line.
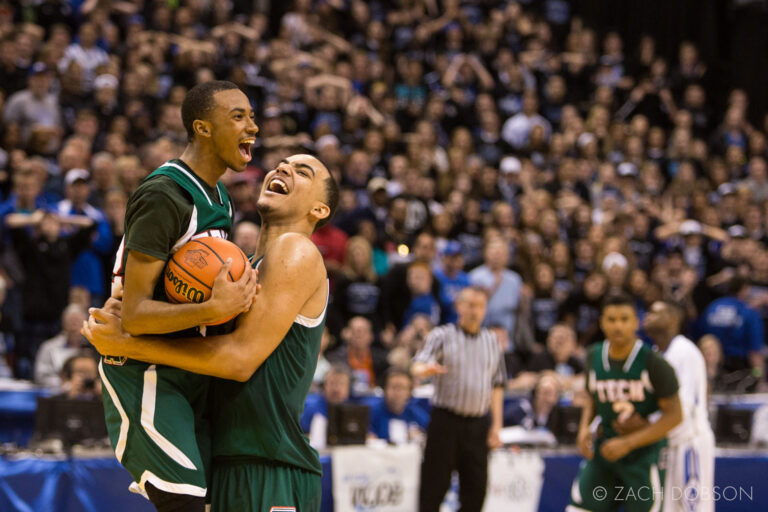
210, 457, 321, 512
99, 358, 212, 498
567, 440, 666, 512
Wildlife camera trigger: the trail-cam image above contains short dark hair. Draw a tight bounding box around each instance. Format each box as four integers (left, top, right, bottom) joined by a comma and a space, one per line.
601, 292, 636, 312
658, 300, 684, 331
61, 349, 98, 380
181, 81, 240, 141
384, 367, 413, 387
314, 172, 339, 231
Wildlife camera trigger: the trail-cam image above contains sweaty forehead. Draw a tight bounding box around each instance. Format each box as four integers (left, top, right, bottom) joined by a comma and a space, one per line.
212, 89, 250, 112
287, 155, 329, 177
604, 305, 636, 317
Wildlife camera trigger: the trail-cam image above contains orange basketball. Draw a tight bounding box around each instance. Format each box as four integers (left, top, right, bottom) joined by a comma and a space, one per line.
164, 237, 249, 325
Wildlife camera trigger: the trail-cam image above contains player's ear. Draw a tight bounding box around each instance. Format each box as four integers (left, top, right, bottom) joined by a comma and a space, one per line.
192, 119, 212, 139
311, 201, 330, 223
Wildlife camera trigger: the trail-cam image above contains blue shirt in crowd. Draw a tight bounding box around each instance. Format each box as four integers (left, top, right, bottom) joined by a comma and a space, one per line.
368, 400, 429, 443
468, 265, 523, 342
698, 296, 765, 359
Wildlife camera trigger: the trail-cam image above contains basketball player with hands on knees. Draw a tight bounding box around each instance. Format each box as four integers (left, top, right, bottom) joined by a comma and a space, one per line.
568, 293, 682, 512
86, 153, 338, 511
99, 81, 259, 512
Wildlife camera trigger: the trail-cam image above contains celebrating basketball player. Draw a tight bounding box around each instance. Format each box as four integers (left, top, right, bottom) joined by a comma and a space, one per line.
100, 81, 259, 511
85, 153, 338, 511
567, 293, 682, 512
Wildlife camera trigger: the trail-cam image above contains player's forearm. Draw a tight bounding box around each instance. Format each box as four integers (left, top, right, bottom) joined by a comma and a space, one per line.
579, 396, 596, 432
122, 299, 219, 335
490, 387, 504, 430
118, 331, 247, 380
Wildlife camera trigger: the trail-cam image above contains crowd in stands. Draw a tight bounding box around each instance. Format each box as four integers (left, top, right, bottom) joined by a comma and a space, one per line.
0, 0, 767, 421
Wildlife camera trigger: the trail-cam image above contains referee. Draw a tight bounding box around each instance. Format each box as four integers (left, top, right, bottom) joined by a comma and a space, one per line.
412, 286, 506, 512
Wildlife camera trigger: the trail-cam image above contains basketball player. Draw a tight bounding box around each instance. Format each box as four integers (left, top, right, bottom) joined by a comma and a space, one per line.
641, 301, 714, 512
100, 81, 259, 511
567, 293, 683, 512
85, 154, 338, 511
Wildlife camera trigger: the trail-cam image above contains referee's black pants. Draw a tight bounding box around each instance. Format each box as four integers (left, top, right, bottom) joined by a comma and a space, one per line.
419, 407, 490, 512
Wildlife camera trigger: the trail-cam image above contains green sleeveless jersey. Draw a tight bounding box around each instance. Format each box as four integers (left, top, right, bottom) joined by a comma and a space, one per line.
587, 340, 678, 440
112, 158, 233, 299
210, 258, 326, 475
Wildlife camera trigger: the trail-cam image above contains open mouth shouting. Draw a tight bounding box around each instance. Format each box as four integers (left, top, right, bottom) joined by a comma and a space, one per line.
238, 138, 256, 162
266, 176, 289, 195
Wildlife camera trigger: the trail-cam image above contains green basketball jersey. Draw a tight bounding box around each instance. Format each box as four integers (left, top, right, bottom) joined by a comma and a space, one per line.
587, 340, 679, 439
112, 158, 234, 296
210, 258, 326, 476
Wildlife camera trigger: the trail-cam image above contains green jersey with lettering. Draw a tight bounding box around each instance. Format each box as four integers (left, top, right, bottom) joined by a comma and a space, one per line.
112, 158, 233, 298
587, 340, 679, 440
100, 159, 235, 498
568, 340, 679, 512
210, 257, 326, 476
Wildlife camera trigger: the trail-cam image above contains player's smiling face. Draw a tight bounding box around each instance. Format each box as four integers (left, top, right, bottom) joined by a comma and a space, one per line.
600, 305, 639, 347
208, 89, 258, 171
258, 154, 330, 224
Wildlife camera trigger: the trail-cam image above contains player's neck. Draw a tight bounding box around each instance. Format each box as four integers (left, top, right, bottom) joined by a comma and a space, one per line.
607, 339, 637, 360
179, 144, 227, 187
651, 332, 675, 352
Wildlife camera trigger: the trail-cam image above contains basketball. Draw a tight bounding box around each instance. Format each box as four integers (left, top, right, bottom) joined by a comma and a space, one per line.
164, 237, 249, 325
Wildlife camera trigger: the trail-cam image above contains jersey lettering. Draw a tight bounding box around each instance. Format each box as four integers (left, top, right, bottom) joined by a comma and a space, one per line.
592, 379, 646, 402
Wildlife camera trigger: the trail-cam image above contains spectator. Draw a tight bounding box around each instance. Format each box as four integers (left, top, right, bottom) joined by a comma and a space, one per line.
2, 62, 61, 145
232, 220, 260, 257
57, 349, 101, 400
469, 237, 523, 346
327, 316, 389, 393
504, 373, 561, 430
379, 232, 441, 333
697, 277, 767, 390
300, 363, 352, 451
34, 303, 88, 388
527, 324, 585, 389
57, 168, 113, 304
412, 286, 506, 512
698, 334, 728, 394
6, 210, 94, 377
368, 368, 429, 445
433, 240, 470, 320
402, 262, 443, 328
329, 236, 381, 336
57, 22, 109, 92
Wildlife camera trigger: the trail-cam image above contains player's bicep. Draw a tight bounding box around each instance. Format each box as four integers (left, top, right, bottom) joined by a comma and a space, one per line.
122, 251, 167, 319
647, 351, 679, 399
235, 237, 325, 372
657, 393, 682, 418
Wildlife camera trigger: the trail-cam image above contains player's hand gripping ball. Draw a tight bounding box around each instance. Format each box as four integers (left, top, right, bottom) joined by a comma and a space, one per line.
164, 237, 248, 325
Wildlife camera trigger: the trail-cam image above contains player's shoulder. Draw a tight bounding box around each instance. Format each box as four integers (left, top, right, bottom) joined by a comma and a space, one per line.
269, 233, 325, 271
132, 174, 186, 201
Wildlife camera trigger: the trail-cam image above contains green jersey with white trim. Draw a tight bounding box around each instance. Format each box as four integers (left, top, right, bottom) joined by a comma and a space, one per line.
111, 158, 234, 298
587, 340, 679, 439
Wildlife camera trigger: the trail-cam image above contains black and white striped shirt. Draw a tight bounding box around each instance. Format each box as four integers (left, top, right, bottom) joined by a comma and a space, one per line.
414, 324, 507, 417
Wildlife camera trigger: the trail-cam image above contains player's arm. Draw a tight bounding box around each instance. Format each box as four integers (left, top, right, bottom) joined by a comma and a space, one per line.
577, 348, 596, 459
120, 182, 257, 335
600, 353, 682, 462
121, 250, 257, 335
86, 234, 325, 381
